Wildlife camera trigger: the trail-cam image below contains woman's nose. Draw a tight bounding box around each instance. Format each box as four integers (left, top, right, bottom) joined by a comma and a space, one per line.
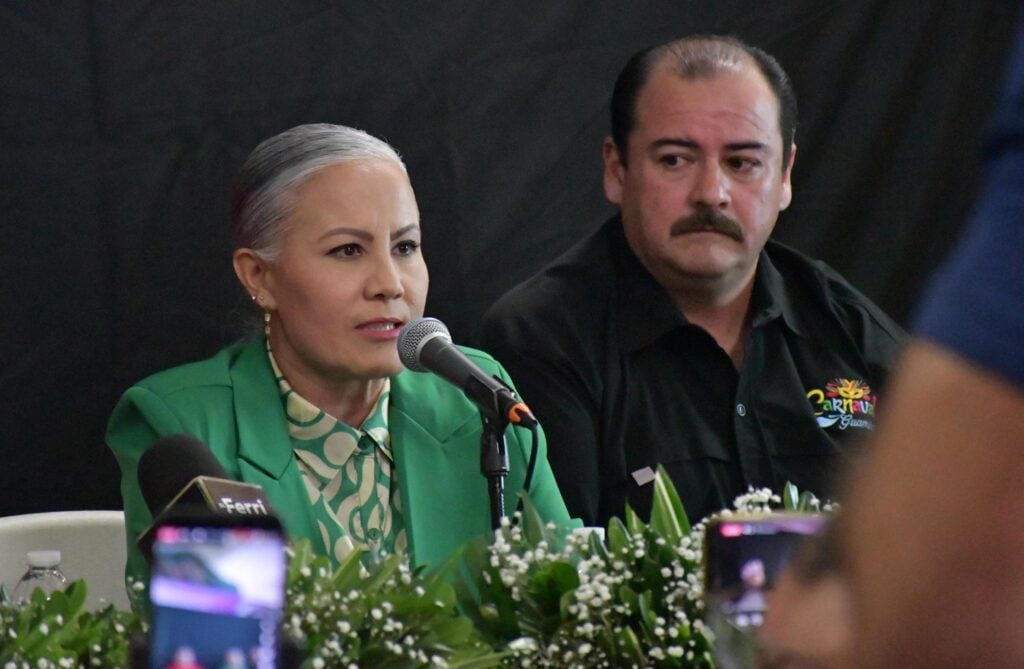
366, 257, 405, 299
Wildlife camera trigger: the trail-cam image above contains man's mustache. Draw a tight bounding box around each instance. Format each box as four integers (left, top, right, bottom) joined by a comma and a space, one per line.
669, 208, 744, 242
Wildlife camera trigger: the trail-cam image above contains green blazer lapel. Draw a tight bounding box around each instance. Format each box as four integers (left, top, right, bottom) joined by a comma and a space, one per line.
228, 340, 322, 552
390, 370, 494, 567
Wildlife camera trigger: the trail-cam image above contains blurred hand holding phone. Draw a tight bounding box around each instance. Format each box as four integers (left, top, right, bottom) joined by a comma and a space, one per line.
142, 512, 287, 669
703, 513, 828, 669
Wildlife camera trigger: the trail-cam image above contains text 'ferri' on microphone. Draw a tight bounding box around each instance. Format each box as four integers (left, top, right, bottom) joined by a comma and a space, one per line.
136, 433, 276, 562
397, 317, 537, 428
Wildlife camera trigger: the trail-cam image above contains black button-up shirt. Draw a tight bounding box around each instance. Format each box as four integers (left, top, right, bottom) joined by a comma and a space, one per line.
478, 216, 905, 526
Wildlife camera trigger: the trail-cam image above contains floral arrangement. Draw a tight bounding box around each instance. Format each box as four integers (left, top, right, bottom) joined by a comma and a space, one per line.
0, 581, 143, 668
0, 470, 829, 668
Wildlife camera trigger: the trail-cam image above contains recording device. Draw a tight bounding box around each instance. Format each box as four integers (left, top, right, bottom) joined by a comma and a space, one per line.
146, 513, 286, 669
137, 434, 275, 562
397, 317, 537, 427
702, 513, 828, 669
703, 513, 827, 628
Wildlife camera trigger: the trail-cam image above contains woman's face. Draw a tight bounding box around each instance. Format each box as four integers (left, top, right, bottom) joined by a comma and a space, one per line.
257, 159, 428, 384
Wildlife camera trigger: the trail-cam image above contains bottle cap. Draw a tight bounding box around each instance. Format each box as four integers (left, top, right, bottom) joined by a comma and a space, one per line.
25, 550, 61, 568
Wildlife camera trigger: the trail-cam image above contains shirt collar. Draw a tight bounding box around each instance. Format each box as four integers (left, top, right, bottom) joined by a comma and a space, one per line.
609, 217, 690, 352
267, 345, 394, 462
750, 244, 808, 337
610, 217, 806, 351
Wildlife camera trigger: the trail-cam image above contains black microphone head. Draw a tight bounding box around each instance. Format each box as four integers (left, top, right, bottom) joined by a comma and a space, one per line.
398, 317, 452, 372
138, 434, 228, 516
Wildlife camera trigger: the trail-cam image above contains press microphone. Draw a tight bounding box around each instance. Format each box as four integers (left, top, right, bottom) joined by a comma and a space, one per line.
398, 317, 537, 427
136, 433, 275, 562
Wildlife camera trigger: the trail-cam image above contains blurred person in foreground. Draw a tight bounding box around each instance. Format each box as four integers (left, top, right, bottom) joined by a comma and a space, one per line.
836, 14, 1024, 669
760, 15, 1024, 668
479, 35, 904, 528
107, 123, 575, 586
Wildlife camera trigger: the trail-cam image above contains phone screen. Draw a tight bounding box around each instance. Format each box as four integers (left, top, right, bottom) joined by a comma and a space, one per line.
148, 521, 286, 669
704, 514, 827, 629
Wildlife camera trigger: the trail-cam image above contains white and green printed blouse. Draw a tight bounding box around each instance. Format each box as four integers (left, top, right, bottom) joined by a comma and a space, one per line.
268, 349, 407, 563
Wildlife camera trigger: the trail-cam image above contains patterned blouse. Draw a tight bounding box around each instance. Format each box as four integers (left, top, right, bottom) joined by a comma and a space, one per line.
268, 349, 407, 564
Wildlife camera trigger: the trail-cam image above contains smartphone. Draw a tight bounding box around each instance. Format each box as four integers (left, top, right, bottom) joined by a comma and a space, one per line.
703, 513, 827, 629
147, 513, 286, 669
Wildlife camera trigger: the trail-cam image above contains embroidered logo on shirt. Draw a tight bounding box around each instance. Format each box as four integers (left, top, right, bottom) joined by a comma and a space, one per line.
806, 378, 876, 430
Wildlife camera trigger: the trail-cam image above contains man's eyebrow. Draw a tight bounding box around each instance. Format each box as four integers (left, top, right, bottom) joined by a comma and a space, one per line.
651, 138, 699, 150
649, 138, 771, 153
724, 141, 770, 152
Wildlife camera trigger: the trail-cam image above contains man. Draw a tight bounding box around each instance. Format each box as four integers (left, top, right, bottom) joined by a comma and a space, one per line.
836, 16, 1024, 668
478, 35, 904, 527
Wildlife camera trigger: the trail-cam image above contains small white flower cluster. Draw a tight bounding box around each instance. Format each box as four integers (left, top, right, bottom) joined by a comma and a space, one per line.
282, 546, 476, 668
482, 512, 715, 668
728, 487, 782, 516
0, 582, 141, 669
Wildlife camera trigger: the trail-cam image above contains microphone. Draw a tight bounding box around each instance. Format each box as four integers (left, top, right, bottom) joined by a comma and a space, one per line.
397, 317, 537, 427
136, 434, 275, 562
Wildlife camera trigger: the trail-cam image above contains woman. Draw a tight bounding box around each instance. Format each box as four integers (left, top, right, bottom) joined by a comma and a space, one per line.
107, 123, 576, 586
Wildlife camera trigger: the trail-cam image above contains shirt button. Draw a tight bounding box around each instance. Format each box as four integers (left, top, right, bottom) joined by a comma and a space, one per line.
736, 403, 747, 417
367, 528, 383, 541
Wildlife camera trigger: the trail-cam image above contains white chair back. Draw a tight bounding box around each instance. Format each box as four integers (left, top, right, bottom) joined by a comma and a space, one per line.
0, 510, 130, 610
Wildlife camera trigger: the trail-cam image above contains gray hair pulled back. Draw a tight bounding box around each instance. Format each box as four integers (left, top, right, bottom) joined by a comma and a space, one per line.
230, 123, 406, 261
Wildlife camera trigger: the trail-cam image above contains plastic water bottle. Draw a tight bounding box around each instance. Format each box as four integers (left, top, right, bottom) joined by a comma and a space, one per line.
11, 550, 68, 605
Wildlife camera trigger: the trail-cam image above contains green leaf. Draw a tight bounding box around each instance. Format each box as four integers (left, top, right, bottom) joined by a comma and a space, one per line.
330, 547, 367, 590
607, 516, 630, 555
618, 584, 639, 615
624, 503, 644, 536
783, 481, 800, 510
587, 527, 610, 561
650, 464, 690, 540
286, 536, 315, 584
64, 580, 88, 615
519, 492, 547, 546
615, 624, 646, 663
636, 590, 657, 635
448, 651, 512, 668
798, 490, 819, 512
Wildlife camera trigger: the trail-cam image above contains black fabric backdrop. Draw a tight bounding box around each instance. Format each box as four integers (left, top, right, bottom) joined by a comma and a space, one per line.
1, 1, 1017, 516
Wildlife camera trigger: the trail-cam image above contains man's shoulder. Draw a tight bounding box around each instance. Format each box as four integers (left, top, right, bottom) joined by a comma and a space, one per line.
483, 219, 618, 325
765, 240, 906, 342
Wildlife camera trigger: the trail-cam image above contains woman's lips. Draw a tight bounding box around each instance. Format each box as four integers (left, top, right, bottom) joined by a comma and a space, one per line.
355, 319, 403, 340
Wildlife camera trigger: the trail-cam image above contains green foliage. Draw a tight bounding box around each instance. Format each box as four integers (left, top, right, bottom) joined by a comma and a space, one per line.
1, 474, 830, 668
0, 580, 144, 667
455, 473, 716, 668
283, 542, 505, 668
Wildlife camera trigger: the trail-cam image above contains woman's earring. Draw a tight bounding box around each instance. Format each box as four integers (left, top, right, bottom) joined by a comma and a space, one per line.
263, 309, 271, 337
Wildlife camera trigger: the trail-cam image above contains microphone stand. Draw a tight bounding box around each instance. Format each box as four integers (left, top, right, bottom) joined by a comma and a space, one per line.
480, 412, 510, 531
469, 377, 514, 530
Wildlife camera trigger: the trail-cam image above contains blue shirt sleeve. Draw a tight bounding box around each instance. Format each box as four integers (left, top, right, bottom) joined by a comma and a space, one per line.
914, 18, 1024, 388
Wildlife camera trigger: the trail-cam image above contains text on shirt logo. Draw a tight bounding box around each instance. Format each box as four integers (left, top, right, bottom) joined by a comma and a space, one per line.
806, 378, 876, 430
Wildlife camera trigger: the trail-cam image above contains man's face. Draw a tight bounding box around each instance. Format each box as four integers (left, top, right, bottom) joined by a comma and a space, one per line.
604, 64, 795, 300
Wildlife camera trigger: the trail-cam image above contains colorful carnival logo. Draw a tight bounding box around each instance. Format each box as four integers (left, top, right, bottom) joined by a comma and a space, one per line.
806, 378, 877, 430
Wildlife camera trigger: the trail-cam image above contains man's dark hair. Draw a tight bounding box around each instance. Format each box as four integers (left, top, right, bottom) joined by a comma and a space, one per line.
610, 35, 798, 166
